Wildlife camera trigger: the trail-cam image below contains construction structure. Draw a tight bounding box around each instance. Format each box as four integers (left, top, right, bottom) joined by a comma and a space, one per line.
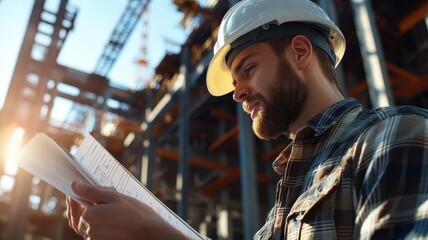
0, 0, 427, 239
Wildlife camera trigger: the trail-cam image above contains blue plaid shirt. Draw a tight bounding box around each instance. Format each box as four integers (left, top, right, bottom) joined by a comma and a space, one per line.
254, 98, 428, 239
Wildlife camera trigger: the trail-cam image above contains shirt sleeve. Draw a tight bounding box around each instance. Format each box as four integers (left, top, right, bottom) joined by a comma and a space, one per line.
353, 113, 428, 239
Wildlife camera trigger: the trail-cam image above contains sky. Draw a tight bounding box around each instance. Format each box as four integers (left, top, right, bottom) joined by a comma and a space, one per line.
0, 0, 189, 111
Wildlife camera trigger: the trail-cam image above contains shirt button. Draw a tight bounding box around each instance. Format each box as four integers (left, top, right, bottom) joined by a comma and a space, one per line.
296, 212, 304, 221
314, 185, 323, 197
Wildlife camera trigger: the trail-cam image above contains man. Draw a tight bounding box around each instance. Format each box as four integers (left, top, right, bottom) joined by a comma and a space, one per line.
67, 0, 428, 239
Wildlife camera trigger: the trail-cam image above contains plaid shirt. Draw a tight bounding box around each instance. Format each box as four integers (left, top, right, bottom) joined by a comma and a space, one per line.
254, 98, 428, 240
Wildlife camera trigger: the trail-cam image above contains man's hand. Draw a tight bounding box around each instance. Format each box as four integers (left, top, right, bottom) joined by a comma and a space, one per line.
66, 180, 188, 240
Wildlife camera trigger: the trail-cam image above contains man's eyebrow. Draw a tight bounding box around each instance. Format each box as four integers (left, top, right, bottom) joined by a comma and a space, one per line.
231, 54, 252, 78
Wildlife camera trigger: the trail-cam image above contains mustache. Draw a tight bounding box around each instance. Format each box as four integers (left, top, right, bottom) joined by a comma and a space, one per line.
242, 101, 252, 113
242, 93, 266, 113
243, 95, 257, 104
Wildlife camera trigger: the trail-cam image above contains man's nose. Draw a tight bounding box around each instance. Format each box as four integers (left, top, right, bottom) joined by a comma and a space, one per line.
233, 85, 250, 102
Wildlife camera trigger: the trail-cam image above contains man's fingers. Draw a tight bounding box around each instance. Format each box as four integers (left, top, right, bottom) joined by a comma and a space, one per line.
67, 196, 84, 231
71, 180, 117, 204
66, 196, 72, 227
77, 217, 89, 238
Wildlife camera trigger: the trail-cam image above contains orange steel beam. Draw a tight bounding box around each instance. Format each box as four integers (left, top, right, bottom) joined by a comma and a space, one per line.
347, 81, 368, 98
201, 170, 239, 196
398, 2, 428, 33
156, 148, 232, 171
347, 78, 403, 98
346, 62, 426, 99
173, 0, 217, 18
257, 174, 270, 183
157, 148, 272, 196
394, 74, 428, 98
202, 170, 271, 196
386, 63, 428, 98
387, 63, 420, 83
208, 125, 238, 152
151, 102, 180, 138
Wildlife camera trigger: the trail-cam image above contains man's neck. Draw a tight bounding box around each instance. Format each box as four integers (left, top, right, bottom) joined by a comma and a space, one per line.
288, 76, 344, 140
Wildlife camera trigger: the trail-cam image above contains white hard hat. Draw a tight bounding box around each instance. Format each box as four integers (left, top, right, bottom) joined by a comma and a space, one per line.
206, 0, 346, 96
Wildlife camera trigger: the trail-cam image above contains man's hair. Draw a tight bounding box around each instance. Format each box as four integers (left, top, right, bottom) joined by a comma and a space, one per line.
264, 36, 339, 88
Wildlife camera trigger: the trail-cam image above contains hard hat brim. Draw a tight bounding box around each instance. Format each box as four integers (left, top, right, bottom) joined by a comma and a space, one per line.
206, 45, 235, 96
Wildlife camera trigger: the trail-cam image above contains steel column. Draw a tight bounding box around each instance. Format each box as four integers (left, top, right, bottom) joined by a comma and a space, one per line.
141, 89, 154, 189
4, 1, 53, 239
140, 125, 155, 189
28, 0, 69, 133
217, 119, 232, 240
177, 44, 191, 219
350, 0, 394, 107
3, 171, 33, 240
237, 104, 260, 239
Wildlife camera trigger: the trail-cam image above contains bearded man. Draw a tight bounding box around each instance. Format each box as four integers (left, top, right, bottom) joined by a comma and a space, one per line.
66, 0, 428, 239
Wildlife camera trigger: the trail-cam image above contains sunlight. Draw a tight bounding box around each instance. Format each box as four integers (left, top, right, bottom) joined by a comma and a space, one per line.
426, 15, 428, 30
0, 175, 15, 195
4, 127, 25, 176
29, 194, 41, 210
218, 209, 230, 238
101, 122, 117, 137
123, 132, 135, 147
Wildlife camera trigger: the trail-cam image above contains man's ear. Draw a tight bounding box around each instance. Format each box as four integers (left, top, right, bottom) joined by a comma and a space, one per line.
290, 35, 312, 70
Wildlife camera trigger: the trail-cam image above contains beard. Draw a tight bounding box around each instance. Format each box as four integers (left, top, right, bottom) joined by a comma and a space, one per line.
251, 56, 308, 140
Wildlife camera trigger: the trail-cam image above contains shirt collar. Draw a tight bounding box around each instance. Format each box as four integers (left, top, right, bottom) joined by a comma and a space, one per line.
272, 98, 362, 175
306, 98, 362, 137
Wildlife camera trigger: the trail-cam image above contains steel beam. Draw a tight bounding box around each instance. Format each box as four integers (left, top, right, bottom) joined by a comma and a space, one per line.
145, 52, 212, 124
140, 89, 154, 189
350, 0, 394, 107
398, 1, 428, 33
4, 0, 66, 239
0, 3, 41, 129
177, 45, 191, 219
237, 105, 260, 239
217, 119, 232, 240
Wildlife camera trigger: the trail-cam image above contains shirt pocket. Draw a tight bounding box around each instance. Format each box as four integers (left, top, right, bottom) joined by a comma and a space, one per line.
285, 166, 343, 239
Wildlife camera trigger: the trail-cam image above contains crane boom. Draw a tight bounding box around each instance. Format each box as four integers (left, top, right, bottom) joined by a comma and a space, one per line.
94, 0, 150, 77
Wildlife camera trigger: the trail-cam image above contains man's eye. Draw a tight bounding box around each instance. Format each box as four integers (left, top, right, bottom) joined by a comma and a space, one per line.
232, 79, 237, 87
245, 65, 255, 75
